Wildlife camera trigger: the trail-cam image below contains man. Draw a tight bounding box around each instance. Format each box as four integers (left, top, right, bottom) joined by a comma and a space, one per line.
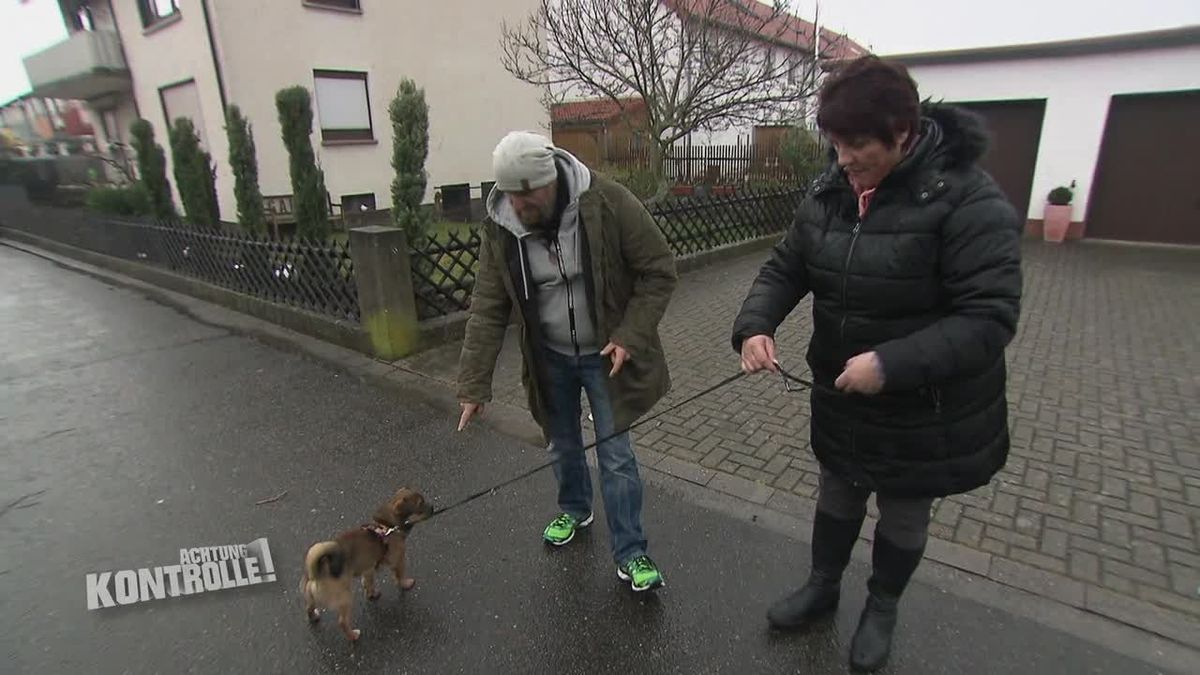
456, 131, 677, 592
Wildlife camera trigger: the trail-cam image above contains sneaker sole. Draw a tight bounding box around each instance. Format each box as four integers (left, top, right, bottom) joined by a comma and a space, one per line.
543, 514, 594, 546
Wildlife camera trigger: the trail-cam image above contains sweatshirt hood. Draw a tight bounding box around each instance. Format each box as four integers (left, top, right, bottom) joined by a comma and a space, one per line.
486, 148, 592, 238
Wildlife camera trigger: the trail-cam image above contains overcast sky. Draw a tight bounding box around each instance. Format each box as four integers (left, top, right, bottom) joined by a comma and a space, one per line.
796, 0, 1200, 54
2, 0, 1198, 105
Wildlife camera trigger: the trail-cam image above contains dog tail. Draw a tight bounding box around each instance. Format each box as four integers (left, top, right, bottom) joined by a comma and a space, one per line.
304, 541, 346, 580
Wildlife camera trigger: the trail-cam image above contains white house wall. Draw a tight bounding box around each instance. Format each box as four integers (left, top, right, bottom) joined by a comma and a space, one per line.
904, 44, 1200, 222
107, 0, 236, 218
207, 0, 546, 212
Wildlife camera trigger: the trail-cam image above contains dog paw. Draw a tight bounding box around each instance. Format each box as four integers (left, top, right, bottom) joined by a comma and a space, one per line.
367, 591, 382, 601
307, 609, 321, 623
349, 629, 361, 641
400, 578, 416, 591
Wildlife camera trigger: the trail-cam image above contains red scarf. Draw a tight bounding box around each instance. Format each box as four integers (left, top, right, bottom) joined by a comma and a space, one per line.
850, 133, 922, 219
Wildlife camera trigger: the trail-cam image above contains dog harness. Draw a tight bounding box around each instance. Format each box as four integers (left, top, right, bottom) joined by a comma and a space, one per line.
362, 522, 411, 541
362, 523, 397, 540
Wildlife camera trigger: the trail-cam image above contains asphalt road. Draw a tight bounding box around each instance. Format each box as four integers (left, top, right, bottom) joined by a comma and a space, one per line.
0, 245, 1176, 674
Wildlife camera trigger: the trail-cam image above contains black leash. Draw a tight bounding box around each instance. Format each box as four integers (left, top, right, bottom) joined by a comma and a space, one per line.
775, 363, 845, 397
432, 370, 751, 519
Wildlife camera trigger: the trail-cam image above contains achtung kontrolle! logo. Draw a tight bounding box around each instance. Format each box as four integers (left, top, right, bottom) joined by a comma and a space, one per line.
86, 538, 277, 610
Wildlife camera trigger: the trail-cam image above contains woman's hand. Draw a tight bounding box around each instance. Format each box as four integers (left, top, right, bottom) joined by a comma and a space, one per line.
835, 352, 885, 394
740, 335, 779, 374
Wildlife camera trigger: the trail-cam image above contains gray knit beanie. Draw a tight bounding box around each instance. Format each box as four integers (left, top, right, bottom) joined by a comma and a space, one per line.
492, 131, 557, 192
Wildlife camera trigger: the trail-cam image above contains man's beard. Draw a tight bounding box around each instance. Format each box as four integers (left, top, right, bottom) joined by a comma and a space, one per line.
523, 206, 557, 234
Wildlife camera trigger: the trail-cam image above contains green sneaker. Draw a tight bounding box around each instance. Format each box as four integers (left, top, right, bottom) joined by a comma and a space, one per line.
617, 555, 665, 592
542, 512, 593, 546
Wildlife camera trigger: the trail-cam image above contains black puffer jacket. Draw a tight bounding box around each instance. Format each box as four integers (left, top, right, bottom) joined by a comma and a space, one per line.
732, 104, 1023, 498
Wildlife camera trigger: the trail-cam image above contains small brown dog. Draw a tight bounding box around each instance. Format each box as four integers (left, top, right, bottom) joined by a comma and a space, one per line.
300, 488, 435, 641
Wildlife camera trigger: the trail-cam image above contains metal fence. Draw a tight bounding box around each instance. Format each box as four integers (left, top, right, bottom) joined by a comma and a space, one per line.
0, 187, 359, 322
410, 230, 483, 321
407, 186, 803, 319
605, 144, 815, 185
2, 184, 801, 325
650, 186, 804, 257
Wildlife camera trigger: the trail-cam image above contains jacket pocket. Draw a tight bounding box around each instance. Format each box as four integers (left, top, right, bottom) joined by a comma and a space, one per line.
855, 417, 949, 463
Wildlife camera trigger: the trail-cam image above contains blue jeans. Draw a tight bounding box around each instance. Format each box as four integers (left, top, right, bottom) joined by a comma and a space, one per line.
543, 349, 647, 565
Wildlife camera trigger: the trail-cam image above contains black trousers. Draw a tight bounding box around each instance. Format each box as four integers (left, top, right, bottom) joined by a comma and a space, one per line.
816, 466, 934, 550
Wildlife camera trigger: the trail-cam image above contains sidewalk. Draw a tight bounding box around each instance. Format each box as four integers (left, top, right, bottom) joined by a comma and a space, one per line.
1, 242, 1192, 674
401, 239, 1200, 645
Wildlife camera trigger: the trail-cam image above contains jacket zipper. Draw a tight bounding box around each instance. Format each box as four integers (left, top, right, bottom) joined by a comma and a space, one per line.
517, 239, 530, 301
839, 220, 862, 341
552, 237, 581, 356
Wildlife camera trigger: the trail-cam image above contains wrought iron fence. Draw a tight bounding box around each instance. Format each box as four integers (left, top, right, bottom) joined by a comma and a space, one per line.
604, 143, 820, 186
407, 186, 803, 319
2, 184, 802, 325
0, 188, 359, 322
410, 229, 483, 320
142, 227, 359, 322
650, 186, 804, 257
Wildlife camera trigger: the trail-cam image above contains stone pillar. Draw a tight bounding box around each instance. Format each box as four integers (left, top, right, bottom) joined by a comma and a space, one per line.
349, 226, 420, 361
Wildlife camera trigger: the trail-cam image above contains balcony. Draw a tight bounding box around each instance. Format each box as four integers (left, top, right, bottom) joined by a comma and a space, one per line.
23, 30, 132, 101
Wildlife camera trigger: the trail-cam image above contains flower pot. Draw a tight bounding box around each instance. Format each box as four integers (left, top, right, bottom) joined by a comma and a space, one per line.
1043, 204, 1072, 243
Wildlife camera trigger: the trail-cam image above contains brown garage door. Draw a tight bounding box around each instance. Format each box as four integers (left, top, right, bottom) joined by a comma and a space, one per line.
1087, 90, 1200, 244
952, 100, 1046, 220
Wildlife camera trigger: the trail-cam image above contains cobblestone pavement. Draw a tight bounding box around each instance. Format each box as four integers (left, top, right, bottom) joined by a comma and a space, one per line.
406, 240, 1200, 634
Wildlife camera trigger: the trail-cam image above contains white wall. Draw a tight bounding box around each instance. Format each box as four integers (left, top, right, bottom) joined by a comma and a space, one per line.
905, 44, 1200, 221
108, 0, 235, 218
207, 0, 547, 211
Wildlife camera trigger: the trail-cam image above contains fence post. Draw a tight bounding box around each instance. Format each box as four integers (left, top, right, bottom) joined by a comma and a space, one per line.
349, 225, 421, 361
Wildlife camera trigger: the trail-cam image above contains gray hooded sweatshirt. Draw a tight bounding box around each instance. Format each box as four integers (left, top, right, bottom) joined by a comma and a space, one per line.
485, 148, 599, 356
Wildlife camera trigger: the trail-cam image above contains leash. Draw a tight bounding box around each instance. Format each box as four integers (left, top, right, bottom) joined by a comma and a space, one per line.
775, 363, 845, 397
432, 370, 751, 519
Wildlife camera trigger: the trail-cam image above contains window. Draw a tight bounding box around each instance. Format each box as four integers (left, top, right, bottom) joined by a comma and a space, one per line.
75, 6, 95, 32
341, 193, 376, 213
304, 0, 361, 11
313, 70, 374, 142
138, 0, 179, 29
159, 79, 208, 148
101, 110, 118, 141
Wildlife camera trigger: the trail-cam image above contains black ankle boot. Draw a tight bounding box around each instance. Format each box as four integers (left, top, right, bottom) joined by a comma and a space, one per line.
849, 535, 925, 672
849, 593, 898, 672
767, 510, 863, 630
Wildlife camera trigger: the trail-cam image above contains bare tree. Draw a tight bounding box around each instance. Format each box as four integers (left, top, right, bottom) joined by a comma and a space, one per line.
501, 0, 850, 176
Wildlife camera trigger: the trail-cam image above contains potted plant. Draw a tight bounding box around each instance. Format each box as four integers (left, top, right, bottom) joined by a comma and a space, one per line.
1043, 181, 1075, 243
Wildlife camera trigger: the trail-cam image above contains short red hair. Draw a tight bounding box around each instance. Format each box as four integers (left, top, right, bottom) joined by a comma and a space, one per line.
817, 56, 920, 148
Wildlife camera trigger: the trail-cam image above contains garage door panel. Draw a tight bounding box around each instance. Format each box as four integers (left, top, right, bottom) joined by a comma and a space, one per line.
953, 100, 1046, 221
1087, 90, 1200, 244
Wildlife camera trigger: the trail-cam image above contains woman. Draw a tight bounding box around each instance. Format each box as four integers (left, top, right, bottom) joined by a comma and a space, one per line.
732, 56, 1022, 672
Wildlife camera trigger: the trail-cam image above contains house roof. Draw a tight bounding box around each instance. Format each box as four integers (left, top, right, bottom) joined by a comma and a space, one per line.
661, 0, 867, 60
885, 25, 1200, 66
551, 98, 647, 125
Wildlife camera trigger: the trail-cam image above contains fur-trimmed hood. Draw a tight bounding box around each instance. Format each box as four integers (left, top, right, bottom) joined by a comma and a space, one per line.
921, 101, 989, 169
